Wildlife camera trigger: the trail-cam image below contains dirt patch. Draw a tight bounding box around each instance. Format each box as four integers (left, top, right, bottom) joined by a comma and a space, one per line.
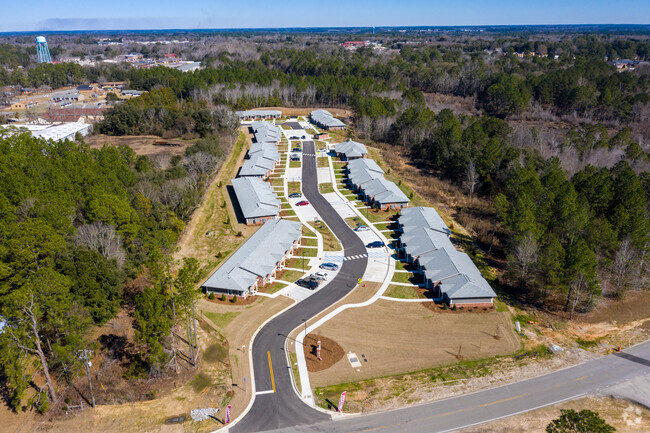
86, 134, 191, 166
423, 302, 496, 314
309, 299, 519, 387
304, 334, 345, 373
581, 290, 650, 325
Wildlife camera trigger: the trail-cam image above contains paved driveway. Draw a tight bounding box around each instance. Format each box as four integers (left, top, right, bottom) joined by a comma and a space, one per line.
232, 141, 368, 432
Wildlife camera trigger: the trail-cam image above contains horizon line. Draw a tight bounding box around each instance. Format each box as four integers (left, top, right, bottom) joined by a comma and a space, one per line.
2, 23, 650, 36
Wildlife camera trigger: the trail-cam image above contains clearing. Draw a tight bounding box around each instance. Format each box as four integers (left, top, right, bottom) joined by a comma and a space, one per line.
309, 299, 519, 388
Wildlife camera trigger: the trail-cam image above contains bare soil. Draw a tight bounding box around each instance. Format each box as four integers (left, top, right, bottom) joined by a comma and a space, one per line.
308, 299, 519, 387
85, 134, 191, 166
582, 290, 650, 325
304, 335, 345, 373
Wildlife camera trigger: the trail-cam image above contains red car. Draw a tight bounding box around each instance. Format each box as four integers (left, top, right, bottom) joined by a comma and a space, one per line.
296, 200, 310, 206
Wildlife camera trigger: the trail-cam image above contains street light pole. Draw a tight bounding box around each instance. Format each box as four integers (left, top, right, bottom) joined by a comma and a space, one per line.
303, 318, 307, 341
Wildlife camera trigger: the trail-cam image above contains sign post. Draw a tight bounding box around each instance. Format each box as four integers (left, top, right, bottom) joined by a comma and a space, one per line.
337, 391, 346, 413
225, 405, 231, 424
317, 340, 322, 361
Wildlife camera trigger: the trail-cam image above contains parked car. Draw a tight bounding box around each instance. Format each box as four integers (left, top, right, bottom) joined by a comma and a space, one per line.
296, 279, 319, 289
290, 154, 300, 161
288, 192, 302, 198
296, 200, 309, 206
320, 262, 339, 271
354, 225, 370, 232
366, 241, 385, 248
292, 147, 302, 152
313, 271, 329, 280
301, 135, 306, 139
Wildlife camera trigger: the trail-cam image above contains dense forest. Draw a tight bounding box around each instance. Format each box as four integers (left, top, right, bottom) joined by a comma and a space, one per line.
0, 128, 229, 410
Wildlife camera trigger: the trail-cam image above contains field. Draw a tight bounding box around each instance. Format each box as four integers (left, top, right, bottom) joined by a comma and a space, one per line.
86, 134, 192, 166
309, 299, 519, 388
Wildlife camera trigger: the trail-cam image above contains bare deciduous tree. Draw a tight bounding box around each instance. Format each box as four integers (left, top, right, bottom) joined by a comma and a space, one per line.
511, 232, 539, 285
611, 237, 637, 298
75, 222, 125, 267
462, 159, 479, 196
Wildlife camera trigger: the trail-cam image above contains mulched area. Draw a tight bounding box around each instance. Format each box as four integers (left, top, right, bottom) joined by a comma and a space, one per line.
304, 334, 345, 373
205, 295, 260, 306
422, 302, 495, 314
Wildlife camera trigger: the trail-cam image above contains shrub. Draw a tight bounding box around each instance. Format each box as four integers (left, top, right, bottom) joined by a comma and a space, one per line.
451, 304, 457, 311
231, 295, 238, 303
220, 294, 226, 302
208, 292, 215, 300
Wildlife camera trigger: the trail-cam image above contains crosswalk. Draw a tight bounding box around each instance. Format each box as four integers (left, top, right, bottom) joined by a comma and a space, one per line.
322, 250, 390, 263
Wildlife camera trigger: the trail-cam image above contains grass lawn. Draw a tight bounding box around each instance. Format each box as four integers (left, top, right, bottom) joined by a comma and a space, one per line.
373, 222, 397, 231
203, 311, 241, 329
345, 216, 362, 228
319, 183, 335, 194
269, 177, 284, 187
290, 141, 302, 149
276, 269, 306, 282
391, 271, 423, 285
301, 237, 318, 247
364, 208, 401, 223
262, 281, 288, 294
285, 256, 311, 270
280, 209, 296, 217
384, 284, 422, 299
317, 157, 329, 168
288, 181, 301, 195
315, 141, 327, 150
335, 172, 345, 179
307, 221, 341, 251
295, 247, 318, 257
289, 352, 301, 391
281, 124, 292, 130
290, 159, 302, 168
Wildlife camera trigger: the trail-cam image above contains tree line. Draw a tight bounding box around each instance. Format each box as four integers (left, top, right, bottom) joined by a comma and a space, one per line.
0, 128, 228, 411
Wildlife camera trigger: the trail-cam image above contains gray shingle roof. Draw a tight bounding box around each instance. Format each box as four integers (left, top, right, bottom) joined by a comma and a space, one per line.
202, 219, 302, 293
310, 109, 345, 128
398, 207, 496, 301
402, 227, 455, 257
239, 153, 276, 177
400, 207, 451, 236
335, 139, 368, 158
248, 142, 281, 162
362, 177, 410, 205
232, 177, 280, 219
251, 121, 283, 144
348, 158, 384, 187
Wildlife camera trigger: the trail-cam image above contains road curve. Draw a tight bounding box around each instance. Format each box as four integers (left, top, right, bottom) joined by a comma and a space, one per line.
269, 340, 650, 433
233, 141, 368, 432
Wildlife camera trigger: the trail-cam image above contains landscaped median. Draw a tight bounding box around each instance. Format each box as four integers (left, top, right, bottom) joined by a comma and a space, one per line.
306, 220, 341, 251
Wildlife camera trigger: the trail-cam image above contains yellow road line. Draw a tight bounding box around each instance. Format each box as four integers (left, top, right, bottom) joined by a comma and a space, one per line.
479, 394, 524, 407
575, 374, 593, 381
268, 351, 276, 393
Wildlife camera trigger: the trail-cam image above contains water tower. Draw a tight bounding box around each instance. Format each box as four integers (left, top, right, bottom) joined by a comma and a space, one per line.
36, 36, 52, 63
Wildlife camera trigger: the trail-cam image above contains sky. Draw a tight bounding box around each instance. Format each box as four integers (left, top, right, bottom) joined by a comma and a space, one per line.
1, 0, 649, 32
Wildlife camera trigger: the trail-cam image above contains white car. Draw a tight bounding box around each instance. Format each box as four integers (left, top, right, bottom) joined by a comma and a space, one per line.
354, 225, 371, 232
312, 271, 330, 281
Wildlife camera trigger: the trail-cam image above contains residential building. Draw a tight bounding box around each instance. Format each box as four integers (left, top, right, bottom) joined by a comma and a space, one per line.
347, 158, 384, 190
335, 139, 368, 160
232, 177, 281, 225
51, 90, 85, 102
121, 89, 144, 98
202, 219, 302, 297
236, 109, 282, 120
239, 152, 277, 179
360, 176, 409, 210
397, 207, 496, 306
310, 109, 345, 130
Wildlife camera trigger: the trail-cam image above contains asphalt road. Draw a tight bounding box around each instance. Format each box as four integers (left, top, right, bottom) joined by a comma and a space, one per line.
233, 141, 367, 432
268, 340, 650, 433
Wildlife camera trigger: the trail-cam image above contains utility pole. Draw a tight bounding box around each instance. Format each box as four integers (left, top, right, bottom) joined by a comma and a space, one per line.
78, 349, 95, 408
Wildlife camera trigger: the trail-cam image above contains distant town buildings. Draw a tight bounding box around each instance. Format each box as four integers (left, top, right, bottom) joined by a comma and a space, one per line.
0, 122, 92, 142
